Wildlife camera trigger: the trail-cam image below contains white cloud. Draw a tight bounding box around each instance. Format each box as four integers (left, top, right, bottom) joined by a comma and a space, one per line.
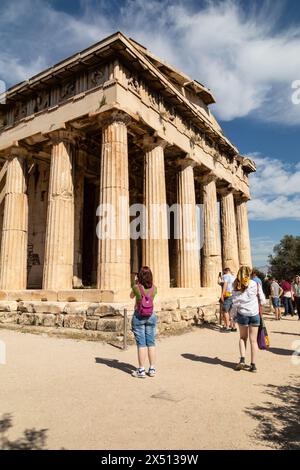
248, 195, 300, 221
248, 154, 300, 198
248, 153, 300, 220
1, 0, 300, 124
0, 54, 46, 86
0, 0, 113, 85
251, 236, 276, 267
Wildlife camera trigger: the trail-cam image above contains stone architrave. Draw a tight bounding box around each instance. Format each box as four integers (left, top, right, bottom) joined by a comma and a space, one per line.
0, 147, 28, 290
43, 131, 75, 290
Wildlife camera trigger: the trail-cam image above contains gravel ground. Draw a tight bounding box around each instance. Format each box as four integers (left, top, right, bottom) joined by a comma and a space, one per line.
0, 313, 299, 450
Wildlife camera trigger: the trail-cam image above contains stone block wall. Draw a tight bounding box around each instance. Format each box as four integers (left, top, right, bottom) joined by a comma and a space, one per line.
0, 299, 220, 340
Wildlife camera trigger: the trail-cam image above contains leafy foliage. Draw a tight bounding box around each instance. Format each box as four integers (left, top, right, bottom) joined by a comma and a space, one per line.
269, 235, 300, 280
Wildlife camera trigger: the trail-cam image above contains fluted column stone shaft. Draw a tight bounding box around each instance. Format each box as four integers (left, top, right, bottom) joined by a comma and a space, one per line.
0, 150, 28, 289
202, 176, 222, 287
97, 120, 130, 290
177, 164, 200, 288
220, 190, 239, 274
236, 198, 252, 268
142, 144, 170, 288
43, 132, 75, 290
73, 164, 84, 287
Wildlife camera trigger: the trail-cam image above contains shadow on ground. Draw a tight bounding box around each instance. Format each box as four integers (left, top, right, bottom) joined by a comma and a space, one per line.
268, 347, 294, 356
0, 414, 48, 450
95, 357, 135, 374
195, 323, 222, 332
182, 353, 236, 370
246, 377, 300, 450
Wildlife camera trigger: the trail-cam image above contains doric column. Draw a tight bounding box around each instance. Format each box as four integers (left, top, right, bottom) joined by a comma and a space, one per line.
235, 197, 252, 268
0, 147, 28, 290
176, 162, 200, 288
142, 142, 170, 288
97, 118, 130, 290
220, 188, 239, 274
73, 163, 84, 287
43, 131, 75, 290
202, 174, 222, 287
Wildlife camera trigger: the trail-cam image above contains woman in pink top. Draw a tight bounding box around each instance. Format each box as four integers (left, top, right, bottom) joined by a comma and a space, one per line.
281, 280, 294, 317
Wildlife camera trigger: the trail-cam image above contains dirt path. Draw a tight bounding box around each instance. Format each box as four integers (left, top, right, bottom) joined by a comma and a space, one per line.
0, 314, 299, 450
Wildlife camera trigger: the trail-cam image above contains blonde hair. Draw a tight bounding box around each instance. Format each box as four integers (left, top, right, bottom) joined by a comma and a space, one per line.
233, 266, 252, 292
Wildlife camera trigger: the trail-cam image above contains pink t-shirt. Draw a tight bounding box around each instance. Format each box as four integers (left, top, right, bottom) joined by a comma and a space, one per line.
281, 281, 291, 295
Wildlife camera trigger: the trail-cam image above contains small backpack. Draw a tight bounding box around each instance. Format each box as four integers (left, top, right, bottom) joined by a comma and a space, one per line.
137, 283, 154, 317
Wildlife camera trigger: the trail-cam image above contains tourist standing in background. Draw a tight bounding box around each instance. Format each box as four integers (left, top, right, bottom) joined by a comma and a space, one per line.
220, 268, 236, 332
281, 279, 294, 317
270, 277, 283, 320
263, 275, 273, 313
292, 276, 300, 320
251, 269, 263, 286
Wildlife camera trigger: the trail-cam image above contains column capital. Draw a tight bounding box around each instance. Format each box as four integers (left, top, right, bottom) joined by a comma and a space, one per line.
235, 193, 250, 204
45, 129, 81, 145
4, 143, 28, 159
201, 171, 219, 185
218, 185, 234, 197
176, 155, 197, 170
141, 134, 168, 152
100, 110, 132, 129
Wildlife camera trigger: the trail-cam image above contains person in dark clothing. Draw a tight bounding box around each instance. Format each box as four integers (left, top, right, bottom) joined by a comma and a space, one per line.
262, 276, 271, 299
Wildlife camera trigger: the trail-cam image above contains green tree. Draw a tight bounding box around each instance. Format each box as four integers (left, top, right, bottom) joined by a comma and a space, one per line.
269, 235, 300, 280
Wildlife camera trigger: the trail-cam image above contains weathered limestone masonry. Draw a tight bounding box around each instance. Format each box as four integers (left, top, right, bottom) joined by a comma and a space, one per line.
143, 141, 170, 289
0, 32, 255, 339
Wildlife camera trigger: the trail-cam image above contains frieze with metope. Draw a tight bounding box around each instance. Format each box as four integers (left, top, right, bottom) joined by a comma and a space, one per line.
3, 64, 110, 127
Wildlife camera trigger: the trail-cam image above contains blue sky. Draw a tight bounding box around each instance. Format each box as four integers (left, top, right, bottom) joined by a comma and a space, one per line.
0, 0, 299, 267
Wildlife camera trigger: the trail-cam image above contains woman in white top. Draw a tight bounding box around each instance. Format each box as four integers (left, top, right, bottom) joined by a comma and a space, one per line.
232, 266, 266, 372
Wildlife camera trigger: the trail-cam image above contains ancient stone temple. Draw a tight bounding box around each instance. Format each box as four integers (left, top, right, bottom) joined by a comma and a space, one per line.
0, 32, 255, 336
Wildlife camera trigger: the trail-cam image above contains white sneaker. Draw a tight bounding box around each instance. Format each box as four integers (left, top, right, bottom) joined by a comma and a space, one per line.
132, 368, 146, 378
148, 367, 156, 377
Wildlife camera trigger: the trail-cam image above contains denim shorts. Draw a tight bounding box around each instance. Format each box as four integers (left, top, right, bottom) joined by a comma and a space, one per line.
223, 296, 233, 312
132, 311, 157, 347
271, 297, 280, 308
236, 313, 260, 326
